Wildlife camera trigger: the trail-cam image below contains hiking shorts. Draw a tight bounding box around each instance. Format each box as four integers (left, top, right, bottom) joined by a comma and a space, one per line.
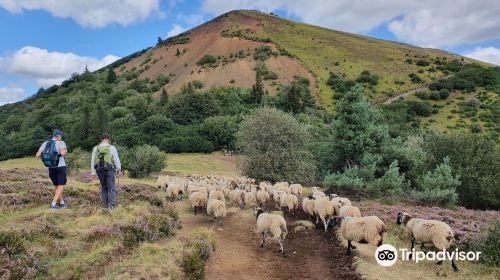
48, 166, 67, 186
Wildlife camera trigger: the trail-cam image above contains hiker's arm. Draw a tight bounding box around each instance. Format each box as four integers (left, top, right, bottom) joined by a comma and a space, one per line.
35, 142, 45, 158
90, 147, 97, 176
36, 151, 42, 158
111, 146, 122, 171
59, 141, 67, 156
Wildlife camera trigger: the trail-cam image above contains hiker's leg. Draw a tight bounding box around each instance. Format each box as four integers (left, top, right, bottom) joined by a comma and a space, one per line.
57, 167, 67, 203
97, 170, 108, 208
54, 185, 64, 202
107, 169, 116, 208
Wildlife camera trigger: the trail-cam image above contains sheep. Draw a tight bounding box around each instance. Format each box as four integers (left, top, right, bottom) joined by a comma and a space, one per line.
273, 182, 290, 194
279, 192, 299, 216
314, 198, 335, 232
331, 196, 352, 215
166, 182, 184, 201
396, 212, 458, 271
338, 205, 361, 218
156, 175, 169, 190
289, 183, 303, 197
208, 190, 225, 202
256, 189, 271, 207
311, 187, 326, 199
206, 199, 227, 226
189, 191, 208, 215
271, 190, 281, 209
229, 189, 245, 208
301, 196, 316, 219
244, 191, 257, 208
331, 216, 387, 255
254, 207, 288, 257
189, 186, 208, 196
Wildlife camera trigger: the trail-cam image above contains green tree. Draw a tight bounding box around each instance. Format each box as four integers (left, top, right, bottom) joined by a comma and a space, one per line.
106, 67, 117, 83
330, 84, 388, 170
94, 101, 109, 135
160, 88, 169, 106
412, 157, 460, 206
251, 70, 264, 105
201, 116, 238, 150
278, 77, 315, 113
121, 145, 167, 178
236, 107, 315, 183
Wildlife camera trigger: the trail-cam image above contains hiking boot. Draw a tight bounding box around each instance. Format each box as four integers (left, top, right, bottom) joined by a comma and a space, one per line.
59, 203, 67, 209
50, 204, 60, 209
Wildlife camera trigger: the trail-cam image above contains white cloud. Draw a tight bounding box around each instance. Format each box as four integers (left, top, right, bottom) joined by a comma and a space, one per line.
0, 87, 25, 105
464, 47, 500, 66
201, 0, 500, 47
167, 24, 187, 38
0, 0, 163, 28
2, 46, 120, 88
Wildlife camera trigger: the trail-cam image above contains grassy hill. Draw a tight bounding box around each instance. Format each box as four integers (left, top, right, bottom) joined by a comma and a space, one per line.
0, 9, 498, 161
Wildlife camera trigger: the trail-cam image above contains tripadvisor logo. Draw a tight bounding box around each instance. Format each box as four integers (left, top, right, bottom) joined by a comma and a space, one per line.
375, 244, 481, 267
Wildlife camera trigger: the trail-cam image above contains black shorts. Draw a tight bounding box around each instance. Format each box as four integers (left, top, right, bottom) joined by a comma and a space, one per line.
48, 166, 67, 186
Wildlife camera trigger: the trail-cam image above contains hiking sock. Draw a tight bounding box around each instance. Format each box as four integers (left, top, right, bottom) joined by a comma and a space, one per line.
60, 200, 65, 205
51, 201, 57, 207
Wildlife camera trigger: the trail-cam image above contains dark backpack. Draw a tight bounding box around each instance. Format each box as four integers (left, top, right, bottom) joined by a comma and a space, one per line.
41, 140, 60, 168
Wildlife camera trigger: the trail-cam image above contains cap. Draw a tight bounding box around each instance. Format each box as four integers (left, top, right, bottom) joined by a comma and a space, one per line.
53, 129, 64, 137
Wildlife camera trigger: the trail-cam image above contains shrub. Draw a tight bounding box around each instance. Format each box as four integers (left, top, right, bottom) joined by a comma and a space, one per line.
326, 72, 355, 94
181, 227, 216, 280
416, 59, 430, 67
236, 107, 315, 183
411, 157, 460, 206
409, 73, 423, 83
120, 221, 154, 248
356, 70, 379, 85
122, 145, 167, 178
200, 116, 238, 150
470, 123, 482, 133
254, 45, 273, 61
191, 80, 204, 89
466, 222, 500, 265
65, 147, 90, 174
197, 55, 217, 66
0, 231, 26, 256
367, 161, 410, 197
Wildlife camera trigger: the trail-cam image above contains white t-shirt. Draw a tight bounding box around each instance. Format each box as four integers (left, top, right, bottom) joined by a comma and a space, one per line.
38, 139, 67, 167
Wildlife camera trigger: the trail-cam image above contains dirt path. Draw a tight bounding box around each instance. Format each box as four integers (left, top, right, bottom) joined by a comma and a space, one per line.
379, 75, 453, 105
177, 202, 361, 280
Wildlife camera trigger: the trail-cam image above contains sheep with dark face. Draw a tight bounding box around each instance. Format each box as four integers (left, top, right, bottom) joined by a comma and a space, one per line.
331, 216, 386, 255
397, 212, 458, 272
254, 207, 288, 257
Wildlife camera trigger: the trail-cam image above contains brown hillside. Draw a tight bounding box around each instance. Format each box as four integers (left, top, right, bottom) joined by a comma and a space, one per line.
117, 11, 315, 95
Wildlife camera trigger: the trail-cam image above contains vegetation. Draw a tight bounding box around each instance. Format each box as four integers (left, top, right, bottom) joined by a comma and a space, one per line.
197, 55, 217, 66
236, 107, 315, 184
121, 145, 167, 178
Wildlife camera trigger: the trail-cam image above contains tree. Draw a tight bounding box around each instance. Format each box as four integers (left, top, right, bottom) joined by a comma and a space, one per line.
251, 70, 264, 105
330, 84, 388, 170
95, 101, 109, 135
278, 77, 315, 113
106, 67, 117, 83
157, 36, 163, 44
236, 107, 315, 183
201, 116, 238, 150
160, 88, 169, 106
412, 157, 460, 206
121, 145, 167, 178
176, 48, 181, 56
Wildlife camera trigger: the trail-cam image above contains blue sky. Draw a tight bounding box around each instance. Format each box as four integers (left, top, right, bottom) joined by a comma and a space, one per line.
1, 0, 500, 105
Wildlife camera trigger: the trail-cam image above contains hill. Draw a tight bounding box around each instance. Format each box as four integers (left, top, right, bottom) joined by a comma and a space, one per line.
0, 10, 499, 160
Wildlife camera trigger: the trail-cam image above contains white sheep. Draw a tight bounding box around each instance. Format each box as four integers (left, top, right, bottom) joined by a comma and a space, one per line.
189, 191, 208, 215
338, 205, 361, 218
289, 183, 303, 197
254, 207, 288, 257
206, 199, 227, 226
208, 190, 225, 202
279, 192, 299, 216
314, 198, 335, 232
331, 196, 352, 215
301, 196, 316, 219
396, 212, 458, 271
229, 189, 245, 208
332, 216, 387, 255
311, 187, 326, 199
156, 175, 169, 191
244, 191, 257, 208
166, 182, 184, 201
256, 189, 271, 207
273, 182, 291, 194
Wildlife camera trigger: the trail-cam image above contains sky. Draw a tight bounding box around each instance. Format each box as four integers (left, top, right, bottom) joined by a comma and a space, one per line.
1, 0, 500, 105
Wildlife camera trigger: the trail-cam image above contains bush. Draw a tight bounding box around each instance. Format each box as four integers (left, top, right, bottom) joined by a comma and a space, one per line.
411, 157, 460, 206
367, 161, 410, 197
197, 55, 217, 66
120, 221, 154, 248
160, 136, 214, 153
409, 73, 423, 83
122, 145, 167, 178
466, 222, 500, 265
65, 147, 91, 174
191, 80, 204, 89
181, 227, 216, 280
356, 70, 379, 85
254, 46, 273, 61
0, 231, 26, 256
236, 107, 315, 183
326, 72, 355, 94
200, 116, 238, 150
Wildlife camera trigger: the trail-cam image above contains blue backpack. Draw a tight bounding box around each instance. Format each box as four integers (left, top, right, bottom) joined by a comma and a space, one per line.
41, 140, 60, 168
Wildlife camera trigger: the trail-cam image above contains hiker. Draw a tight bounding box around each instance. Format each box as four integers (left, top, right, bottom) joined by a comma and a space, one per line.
91, 133, 122, 209
36, 129, 68, 209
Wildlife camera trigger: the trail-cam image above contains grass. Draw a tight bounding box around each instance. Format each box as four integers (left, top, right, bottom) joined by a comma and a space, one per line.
0, 151, 239, 177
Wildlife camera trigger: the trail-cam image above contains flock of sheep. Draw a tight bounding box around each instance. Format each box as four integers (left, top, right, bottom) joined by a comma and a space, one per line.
156, 175, 459, 271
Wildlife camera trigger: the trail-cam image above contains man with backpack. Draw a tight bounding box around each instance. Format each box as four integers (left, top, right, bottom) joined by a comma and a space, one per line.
36, 129, 68, 209
91, 133, 122, 209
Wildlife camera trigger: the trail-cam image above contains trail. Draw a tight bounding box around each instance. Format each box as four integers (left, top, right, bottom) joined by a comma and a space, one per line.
177, 201, 361, 280
379, 75, 453, 105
